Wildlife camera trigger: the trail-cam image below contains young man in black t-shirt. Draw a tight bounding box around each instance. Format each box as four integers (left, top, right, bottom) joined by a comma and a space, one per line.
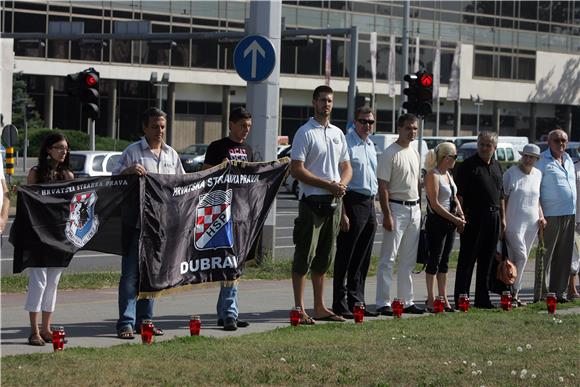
202, 107, 253, 331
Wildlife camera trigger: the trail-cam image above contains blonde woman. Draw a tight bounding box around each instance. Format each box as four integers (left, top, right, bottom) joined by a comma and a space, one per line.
424, 142, 466, 312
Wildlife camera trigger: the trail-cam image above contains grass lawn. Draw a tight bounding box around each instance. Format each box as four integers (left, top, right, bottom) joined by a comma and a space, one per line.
1, 302, 578, 386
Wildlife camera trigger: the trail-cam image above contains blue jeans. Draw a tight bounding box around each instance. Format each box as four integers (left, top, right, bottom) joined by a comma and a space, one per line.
216, 281, 238, 320
116, 231, 154, 332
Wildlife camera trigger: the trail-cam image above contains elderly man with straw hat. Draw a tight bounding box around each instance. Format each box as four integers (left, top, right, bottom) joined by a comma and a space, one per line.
503, 144, 546, 306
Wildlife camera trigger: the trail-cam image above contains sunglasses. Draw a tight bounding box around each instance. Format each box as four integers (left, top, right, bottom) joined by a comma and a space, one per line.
357, 119, 375, 125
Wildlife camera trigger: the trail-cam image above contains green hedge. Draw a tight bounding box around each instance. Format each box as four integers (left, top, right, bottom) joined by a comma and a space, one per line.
14, 128, 131, 157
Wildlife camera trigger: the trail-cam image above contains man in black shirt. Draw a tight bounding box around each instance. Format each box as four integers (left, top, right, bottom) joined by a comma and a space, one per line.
202, 107, 253, 331
454, 131, 506, 309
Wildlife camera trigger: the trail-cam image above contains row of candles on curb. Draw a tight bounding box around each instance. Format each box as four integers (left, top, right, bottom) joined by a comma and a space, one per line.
48, 293, 560, 351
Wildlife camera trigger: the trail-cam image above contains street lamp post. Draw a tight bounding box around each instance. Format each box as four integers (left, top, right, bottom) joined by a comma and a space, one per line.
471, 94, 484, 134
150, 72, 170, 110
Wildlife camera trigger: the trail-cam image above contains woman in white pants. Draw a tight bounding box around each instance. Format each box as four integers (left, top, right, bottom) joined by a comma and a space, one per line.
503, 144, 546, 306
25, 133, 74, 346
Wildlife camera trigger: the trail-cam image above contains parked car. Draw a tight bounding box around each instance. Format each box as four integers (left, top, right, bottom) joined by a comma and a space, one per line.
69, 151, 123, 178
179, 144, 209, 172
536, 141, 580, 163
457, 142, 517, 162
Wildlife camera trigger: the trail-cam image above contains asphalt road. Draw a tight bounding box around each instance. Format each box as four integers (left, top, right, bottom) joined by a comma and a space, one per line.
1, 191, 461, 276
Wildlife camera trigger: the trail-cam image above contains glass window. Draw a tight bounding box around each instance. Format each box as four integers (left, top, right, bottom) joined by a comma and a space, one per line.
439, 51, 454, 84
518, 31, 537, 49
106, 155, 122, 172
440, 22, 460, 41
496, 147, 506, 161
331, 39, 345, 77
352, 14, 374, 33
506, 148, 514, 161
280, 40, 297, 74
171, 26, 190, 68
538, 1, 551, 21
375, 44, 389, 80
3, 10, 13, 33
112, 40, 132, 63
551, 1, 569, 23
440, 11, 461, 23
226, 1, 246, 21
519, 20, 537, 31
498, 30, 514, 46
501, 1, 515, 17
92, 155, 105, 172
474, 53, 493, 77
499, 55, 512, 78
475, 1, 496, 15
476, 15, 494, 26
520, 1, 538, 20
358, 41, 372, 79
296, 37, 321, 75
297, 7, 322, 27
14, 11, 45, 32
191, 38, 218, 69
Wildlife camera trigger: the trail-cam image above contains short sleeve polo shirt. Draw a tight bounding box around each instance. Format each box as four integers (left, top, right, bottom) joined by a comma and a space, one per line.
456, 153, 503, 213
376, 142, 420, 201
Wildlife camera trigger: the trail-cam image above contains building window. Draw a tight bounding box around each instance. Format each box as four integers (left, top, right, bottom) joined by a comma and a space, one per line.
474, 45, 535, 81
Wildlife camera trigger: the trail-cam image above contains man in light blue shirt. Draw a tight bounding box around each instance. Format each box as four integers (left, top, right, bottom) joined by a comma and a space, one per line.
536, 128, 576, 302
332, 106, 379, 319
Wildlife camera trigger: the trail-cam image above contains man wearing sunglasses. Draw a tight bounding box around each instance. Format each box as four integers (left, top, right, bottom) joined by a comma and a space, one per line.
332, 106, 379, 319
536, 127, 576, 303
454, 131, 505, 309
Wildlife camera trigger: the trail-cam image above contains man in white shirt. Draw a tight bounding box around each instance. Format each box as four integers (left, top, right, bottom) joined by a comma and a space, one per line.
113, 107, 184, 339
290, 85, 352, 323
375, 113, 424, 315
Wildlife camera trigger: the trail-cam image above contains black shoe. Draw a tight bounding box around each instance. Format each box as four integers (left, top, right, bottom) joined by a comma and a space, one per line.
223, 317, 237, 331
403, 304, 425, 314
557, 297, 570, 304
474, 302, 496, 309
339, 312, 355, 319
218, 318, 250, 328
363, 310, 380, 317
376, 306, 393, 316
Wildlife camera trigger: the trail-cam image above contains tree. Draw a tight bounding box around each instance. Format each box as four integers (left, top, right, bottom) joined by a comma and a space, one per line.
12, 72, 44, 129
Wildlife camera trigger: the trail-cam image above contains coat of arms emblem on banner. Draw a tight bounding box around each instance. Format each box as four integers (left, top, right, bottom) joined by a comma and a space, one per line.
65, 191, 99, 248
194, 189, 234, 250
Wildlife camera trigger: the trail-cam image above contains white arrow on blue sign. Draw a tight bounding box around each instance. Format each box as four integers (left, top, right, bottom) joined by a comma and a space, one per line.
234, 35, 276, 82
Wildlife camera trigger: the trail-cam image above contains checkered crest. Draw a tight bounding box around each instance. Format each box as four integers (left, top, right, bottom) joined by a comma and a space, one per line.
194, 189, 234, 250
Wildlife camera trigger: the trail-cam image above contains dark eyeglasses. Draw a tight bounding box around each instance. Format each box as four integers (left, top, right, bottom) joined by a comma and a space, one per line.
357, 119, 375, 125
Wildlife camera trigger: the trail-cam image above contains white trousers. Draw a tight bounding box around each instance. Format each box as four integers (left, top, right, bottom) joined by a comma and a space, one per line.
375, 202, 421, 307
572, 223, 580, 274
505, 223, 539, 293
24, 268, 64, 313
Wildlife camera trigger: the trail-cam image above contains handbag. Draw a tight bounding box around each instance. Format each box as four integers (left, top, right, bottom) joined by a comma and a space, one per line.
489, 239, 518, 294
414, 216, 429, 273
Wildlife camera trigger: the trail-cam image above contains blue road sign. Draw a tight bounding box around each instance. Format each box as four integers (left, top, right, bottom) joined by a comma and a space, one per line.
234, 35, 276, 82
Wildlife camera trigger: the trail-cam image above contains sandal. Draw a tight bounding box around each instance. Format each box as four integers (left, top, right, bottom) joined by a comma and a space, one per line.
40, 333, 53, 343
28, 333, 45, 346
135, 326, 165, 336
117, 327, 135, 340
300, 314, 316, 325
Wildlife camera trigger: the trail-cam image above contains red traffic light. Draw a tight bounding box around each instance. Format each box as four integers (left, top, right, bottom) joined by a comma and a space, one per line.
420, 73, 433, 87
85, 73, 98, 87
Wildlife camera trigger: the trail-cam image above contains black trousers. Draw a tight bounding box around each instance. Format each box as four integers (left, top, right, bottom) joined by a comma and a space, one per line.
453, 210, 500, 307
332, 191, 377, 313
425, 213, 456, 275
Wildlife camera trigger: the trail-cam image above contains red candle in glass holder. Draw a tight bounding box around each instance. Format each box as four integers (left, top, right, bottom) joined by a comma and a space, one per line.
353, 302, 365, 323
392, 298, 403, 318
189, 315, 201, 336
458, 294, 470, 312
500, 291, 512, 311
546, 293, 557, 314
52, 326, 65, 351
434, 296, 445, 314
141, 320, 154, 344
290, 306, 302, 326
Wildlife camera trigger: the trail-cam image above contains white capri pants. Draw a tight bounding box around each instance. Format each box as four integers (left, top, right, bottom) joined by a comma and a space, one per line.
24, 268, 64, 313
572, 223, 580, 275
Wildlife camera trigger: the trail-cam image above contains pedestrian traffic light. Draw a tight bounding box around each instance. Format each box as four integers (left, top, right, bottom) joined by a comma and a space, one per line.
65, 68, 100, 120
79, 68, 100, 119
402, 71, 433, 117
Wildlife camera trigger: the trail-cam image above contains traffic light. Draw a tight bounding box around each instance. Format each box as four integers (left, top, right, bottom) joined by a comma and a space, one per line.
402, 71, 433, 117
66, 68, 100, 120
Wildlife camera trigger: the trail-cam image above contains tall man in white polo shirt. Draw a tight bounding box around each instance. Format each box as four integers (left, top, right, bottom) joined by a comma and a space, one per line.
375, 113, 424, 315
112, 107, 185, 339
290, 85, 352, 323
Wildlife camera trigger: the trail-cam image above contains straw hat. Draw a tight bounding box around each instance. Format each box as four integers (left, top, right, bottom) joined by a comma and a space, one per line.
518, 144, 541, 158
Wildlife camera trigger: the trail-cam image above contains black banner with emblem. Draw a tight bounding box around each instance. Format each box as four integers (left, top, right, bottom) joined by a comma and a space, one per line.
138, 159, 288, 297
10, 175, 139, 273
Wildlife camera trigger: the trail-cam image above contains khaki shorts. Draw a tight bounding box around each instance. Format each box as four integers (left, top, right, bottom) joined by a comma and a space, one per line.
292, 196, 342, 275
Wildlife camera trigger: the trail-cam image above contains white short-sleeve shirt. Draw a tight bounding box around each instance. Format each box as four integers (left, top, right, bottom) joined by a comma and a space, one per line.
112, 137, 185, 175
290, 117, 349, 197
377, 142, 420, 201
503, 165, 542, 234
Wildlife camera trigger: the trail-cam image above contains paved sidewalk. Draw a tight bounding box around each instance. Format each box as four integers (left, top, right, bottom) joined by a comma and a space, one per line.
0, 268, 572, 357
